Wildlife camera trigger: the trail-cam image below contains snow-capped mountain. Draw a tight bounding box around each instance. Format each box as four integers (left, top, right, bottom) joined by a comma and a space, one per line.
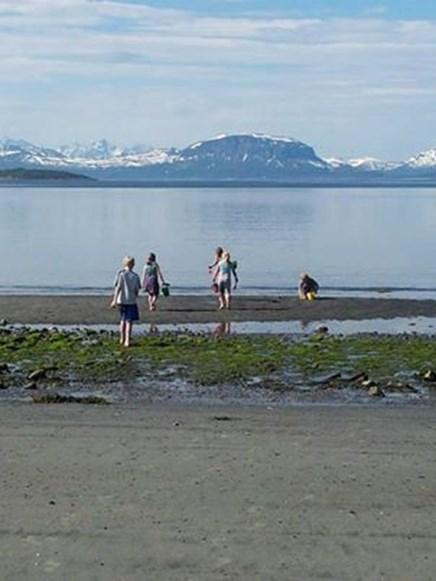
404, 147, 436, 169
0, 137, 175, 172
0, 138, 64, 168
172, 133, 329, 179
323, 156, 399, 172
347, 157, 396, 171
59, 139, 124, 160
1, 133, 436, 182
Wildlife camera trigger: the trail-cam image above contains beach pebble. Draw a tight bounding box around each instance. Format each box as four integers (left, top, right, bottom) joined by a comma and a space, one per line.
368, 385, 385, 397
423, 370, 436, 382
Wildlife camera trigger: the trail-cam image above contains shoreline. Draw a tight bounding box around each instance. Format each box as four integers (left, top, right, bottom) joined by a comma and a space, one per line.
2, 294, 436, 325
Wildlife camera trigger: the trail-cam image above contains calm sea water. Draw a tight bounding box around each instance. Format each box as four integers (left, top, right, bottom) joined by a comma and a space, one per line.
1, 186, 436, 297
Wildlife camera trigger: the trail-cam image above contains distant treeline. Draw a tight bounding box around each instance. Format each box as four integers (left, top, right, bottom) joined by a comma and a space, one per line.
0, 168, 94, 181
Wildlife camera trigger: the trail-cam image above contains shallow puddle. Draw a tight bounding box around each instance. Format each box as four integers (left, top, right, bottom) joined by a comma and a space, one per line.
16, 316, 436, 336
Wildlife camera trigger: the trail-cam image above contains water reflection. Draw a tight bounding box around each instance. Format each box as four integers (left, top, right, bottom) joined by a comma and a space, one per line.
148, 323, 159, 335
213, 321, 232, 336
1, 187, 436, 294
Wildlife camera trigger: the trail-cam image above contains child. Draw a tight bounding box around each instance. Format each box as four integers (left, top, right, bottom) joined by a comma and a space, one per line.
111, 256, 141, 347
298, 272, 319, 300
212, 251, 239, 310
208, 246, 224, 274
142, 252, 166, 312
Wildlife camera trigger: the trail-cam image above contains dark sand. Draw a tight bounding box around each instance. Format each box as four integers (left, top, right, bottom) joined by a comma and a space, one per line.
2, 295, 436, 325
1, 402, 436, 580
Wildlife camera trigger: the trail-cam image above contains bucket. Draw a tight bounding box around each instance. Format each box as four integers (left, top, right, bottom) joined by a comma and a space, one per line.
162, 283, 170, 297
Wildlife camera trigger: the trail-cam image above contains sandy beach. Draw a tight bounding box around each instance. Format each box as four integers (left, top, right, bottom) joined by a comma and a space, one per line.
1, 402, 436, 581
2, 294, 436, 325
2, 295, 436, 580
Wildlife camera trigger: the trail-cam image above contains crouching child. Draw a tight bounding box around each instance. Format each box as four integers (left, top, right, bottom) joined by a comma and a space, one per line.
298, 272, 319, 300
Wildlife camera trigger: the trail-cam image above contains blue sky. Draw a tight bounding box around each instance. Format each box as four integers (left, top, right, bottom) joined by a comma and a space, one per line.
143, 0, 436, 19
1, 0, 436, 159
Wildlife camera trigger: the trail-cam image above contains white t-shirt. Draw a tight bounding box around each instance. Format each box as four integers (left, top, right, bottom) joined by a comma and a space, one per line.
113, 269, 141, 305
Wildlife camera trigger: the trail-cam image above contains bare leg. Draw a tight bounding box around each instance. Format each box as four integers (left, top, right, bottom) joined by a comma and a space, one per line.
124, 321, 132, 347
218, 292, 225, 310
224, 290, 231, 309
147, 294, 154, 312
150, 295, 158, 311
119, 321, 126, 345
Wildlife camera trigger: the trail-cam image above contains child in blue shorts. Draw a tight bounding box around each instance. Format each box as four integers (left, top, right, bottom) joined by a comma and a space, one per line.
111, 256, 141, 347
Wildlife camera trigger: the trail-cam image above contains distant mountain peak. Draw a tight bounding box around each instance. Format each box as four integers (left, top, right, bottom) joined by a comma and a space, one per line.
171, 133, 329, 179
188, 132, 300, 150
406, 147, 436, 168
60, 139, 123, 160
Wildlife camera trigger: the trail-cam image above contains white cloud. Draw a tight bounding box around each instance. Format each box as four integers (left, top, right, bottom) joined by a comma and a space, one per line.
0, 1, 436, 157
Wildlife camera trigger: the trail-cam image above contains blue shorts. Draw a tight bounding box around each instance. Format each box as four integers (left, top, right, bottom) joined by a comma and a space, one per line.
119, 304, 139, 322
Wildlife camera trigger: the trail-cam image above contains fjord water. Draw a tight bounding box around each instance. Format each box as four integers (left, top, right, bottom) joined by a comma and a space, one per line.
1, 186, 435, 297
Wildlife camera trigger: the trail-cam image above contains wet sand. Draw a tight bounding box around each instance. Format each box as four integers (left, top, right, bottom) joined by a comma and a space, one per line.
1, 402, 436, 580
2, 294, 436, 324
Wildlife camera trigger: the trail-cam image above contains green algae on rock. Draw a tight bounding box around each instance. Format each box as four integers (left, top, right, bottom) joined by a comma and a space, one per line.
1, 328, 436, 393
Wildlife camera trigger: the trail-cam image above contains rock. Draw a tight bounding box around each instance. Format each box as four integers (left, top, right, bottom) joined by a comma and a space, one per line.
368, 385, 385, 397
32, 392, 109, 404
213, 415, 241, 422
0, 363, 9, 374
27, 369, 47, 381
314, 372, 341, 385
0, 319, 8, 326
315, 325, 329, 334
348, 372, 368, 383
24, 382, 38, 390
423, 370, 436, 382
385, 380, 417, 393
362, 379, 376, 388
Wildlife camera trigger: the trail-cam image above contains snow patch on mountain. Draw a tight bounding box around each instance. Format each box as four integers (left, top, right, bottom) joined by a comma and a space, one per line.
324, 156, 400, 172
324, 157, 348, 169
348, 157, 392, 171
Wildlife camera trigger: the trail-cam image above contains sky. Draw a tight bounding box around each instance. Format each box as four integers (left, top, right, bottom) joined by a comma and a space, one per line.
1, 0, 436, 160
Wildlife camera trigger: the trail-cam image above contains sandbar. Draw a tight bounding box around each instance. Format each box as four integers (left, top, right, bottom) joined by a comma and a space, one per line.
2, 294, 436, 325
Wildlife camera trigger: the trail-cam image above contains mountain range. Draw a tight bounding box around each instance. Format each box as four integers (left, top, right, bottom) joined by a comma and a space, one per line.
1, 134, 436, 184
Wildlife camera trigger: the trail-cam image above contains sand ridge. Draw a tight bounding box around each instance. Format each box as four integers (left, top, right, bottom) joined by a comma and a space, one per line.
2, 294, 436, 324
